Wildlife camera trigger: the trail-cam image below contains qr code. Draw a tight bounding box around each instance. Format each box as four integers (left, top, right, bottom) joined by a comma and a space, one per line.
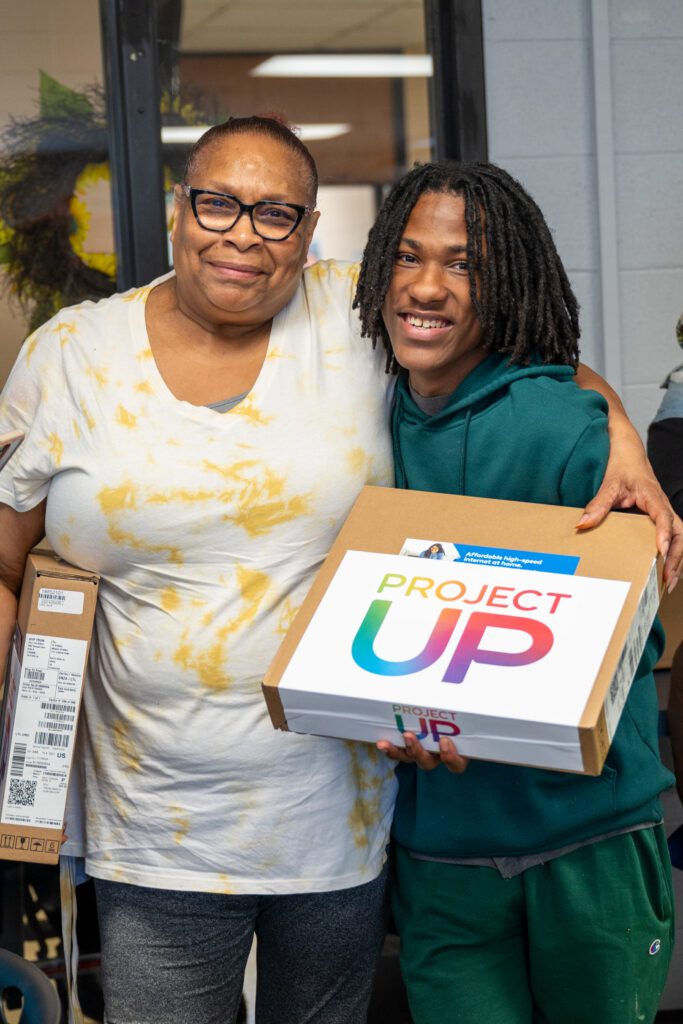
8, 779, 37, 807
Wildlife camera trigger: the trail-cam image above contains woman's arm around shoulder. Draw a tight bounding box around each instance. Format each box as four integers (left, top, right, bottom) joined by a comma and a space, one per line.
575, 363, 682, 590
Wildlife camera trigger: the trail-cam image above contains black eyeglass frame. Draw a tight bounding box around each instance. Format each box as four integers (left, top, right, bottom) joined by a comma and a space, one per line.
181, 185, 313, 241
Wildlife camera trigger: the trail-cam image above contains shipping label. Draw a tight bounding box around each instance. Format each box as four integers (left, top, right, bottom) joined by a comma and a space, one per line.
604, 562, 660, 739
38, 588, 85, 615
0, 633, 87, 828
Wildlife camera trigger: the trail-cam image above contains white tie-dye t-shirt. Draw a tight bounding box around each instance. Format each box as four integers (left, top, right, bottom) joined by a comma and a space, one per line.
0, 261, 399, 894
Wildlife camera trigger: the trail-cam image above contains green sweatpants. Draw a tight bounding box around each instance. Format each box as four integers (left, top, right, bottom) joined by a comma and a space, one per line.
392, 826, 674, 1024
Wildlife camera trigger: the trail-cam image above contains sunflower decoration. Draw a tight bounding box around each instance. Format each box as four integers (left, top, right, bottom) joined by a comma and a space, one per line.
0, 72, 218, 331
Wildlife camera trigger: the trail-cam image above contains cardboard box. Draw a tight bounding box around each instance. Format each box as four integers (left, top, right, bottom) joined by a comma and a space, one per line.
264, 487, 661, 775
0, 552, 99, 863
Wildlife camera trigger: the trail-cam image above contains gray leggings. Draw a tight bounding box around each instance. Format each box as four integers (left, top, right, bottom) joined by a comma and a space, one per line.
94, 868, 389, 1024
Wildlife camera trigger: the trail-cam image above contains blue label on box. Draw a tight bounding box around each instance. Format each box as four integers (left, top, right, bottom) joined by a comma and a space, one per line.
452, 544, 579, 575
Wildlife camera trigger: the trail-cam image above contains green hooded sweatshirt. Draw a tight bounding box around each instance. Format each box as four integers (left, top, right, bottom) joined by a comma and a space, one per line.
391, 353, 673, 858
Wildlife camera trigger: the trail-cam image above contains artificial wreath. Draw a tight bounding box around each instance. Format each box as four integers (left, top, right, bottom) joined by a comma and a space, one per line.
0, 72, 213, 331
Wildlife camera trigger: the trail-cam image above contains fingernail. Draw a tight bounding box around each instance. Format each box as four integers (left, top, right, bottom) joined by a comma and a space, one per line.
439, 739, 450, 753
662, 542, 670, 561
577, 514, 591, 529
668, 576, 679, 595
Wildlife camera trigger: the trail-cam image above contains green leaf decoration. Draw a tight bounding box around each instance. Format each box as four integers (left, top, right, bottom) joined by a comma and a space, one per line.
39, 71, 94, 118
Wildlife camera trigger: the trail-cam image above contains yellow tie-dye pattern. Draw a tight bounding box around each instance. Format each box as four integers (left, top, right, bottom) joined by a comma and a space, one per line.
266, 346, 295, 361
80, 402, 96, 430
169, 804, 191, 844
86, 366, 109, 388
122, 284, 154, 303
160, 586, 181, 612
345, 742, 385, 849
111, 793, 130, 821
229, 394, 273, 426
46, 433, 64, 466
276, 596, 300, 636
173, 565, 270, 691
135, 380, 154, 395
112, 719, 142, 772
24, 333, 39, 365
116, 404, 137, 429
209, 874, 235, 894
203, 460, 314, 536
323, 348, 346, 371
97, 482, 184, 564
346, 447, 373, 476
56, 321, 78, 346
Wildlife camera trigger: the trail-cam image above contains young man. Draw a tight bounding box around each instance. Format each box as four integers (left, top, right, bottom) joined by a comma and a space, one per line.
355, 162, 675, 1024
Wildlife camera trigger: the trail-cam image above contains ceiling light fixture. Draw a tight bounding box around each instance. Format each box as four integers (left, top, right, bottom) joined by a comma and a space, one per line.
250, 54, 433, 78
161, 123, 352, 145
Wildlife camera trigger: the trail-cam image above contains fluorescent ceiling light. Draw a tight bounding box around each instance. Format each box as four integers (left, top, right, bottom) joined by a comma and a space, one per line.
161, 123, 351, 145
161, 125, 213, 144
297, 123, 350, 141
251, 54, 433, 78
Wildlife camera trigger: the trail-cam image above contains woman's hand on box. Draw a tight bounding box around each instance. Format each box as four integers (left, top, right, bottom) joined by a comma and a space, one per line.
377, 732, 469, 774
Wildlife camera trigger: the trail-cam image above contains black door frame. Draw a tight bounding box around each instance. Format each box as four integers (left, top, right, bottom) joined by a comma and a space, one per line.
100, 0, 169, 290
99, 0, 487, 289
425, 0, 488, 163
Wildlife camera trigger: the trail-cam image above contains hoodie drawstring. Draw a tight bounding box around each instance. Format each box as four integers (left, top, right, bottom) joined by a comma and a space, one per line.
458, 407, 472, 495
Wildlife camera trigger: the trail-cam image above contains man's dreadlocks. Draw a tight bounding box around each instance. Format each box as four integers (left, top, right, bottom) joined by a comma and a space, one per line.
353, 162, 580, 373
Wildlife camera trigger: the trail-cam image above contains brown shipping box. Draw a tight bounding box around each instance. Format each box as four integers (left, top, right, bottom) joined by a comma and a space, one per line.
0, 552, 99, 864
264, 487, 662, 776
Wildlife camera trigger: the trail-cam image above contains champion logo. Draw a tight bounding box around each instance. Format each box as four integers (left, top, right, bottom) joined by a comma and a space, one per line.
649, 939, 662, 956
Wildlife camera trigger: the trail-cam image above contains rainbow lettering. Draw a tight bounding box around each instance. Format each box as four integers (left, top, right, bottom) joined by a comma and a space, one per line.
352, 582, 556, 684
351, 599, 462, 676
442, 611, 554, 684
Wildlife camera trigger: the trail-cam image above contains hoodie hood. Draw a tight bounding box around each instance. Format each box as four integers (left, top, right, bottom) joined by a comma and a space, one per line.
392, 352, 575, 494
396, 352, 574, 424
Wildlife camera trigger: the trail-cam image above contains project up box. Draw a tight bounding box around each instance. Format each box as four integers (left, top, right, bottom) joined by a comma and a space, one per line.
263, 487, 661, 775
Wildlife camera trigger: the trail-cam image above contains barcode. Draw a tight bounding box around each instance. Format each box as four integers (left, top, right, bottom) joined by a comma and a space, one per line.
41, 590, 65, 601
10, 743, 27, 777
38, 720, 75, 733
39, 712, 75, 724
41, 701, 75, 712
24, 669, 46, 682
609, 664, 623, 704
34, 732, 70, 748
8, 779, 37, 807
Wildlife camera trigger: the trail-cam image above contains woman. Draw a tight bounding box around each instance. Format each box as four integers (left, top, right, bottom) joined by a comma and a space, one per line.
0, 119, 679, 1023
356, 161, 674, 1024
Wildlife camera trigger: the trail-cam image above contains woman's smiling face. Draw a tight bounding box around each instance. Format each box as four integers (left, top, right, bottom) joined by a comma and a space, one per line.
381, 191, 485, 397
172, 131, 318, 330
